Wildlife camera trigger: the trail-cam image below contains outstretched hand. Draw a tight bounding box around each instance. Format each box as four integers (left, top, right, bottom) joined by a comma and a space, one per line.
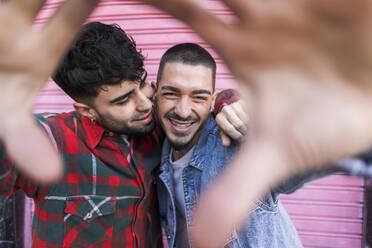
140, 0, 372, 247
0, 0, 99, 183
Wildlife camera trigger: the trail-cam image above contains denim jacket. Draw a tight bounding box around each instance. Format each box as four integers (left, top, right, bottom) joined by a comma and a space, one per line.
157, 116, 306, 248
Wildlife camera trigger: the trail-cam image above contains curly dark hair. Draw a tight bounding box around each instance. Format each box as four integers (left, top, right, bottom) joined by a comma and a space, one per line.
53, 22, 144, 103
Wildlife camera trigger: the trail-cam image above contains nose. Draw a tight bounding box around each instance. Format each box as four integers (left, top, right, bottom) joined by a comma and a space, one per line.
136, 84, 153, 112
174, 96, 192, 119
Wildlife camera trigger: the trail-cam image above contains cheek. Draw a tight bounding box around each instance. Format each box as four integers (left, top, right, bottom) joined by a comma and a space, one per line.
194, 104, 212, 119
157, 98, 174, 116
142, 84, 155, 99
110, 104, 135, 122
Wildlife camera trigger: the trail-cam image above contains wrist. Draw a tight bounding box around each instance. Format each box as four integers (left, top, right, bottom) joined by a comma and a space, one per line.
0, 110, 33, 141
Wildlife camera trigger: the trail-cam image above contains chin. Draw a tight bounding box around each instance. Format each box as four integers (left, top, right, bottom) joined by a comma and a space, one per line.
116, 121, 155, 136
132, 125, 156, 136
169, 138, 192, 150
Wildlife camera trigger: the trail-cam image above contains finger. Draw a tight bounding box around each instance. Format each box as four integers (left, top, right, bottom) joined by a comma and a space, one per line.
3, 115, 63, 183
222, 105, 248, 135
231, 100, 250, 127
220, 131, 231, 147
216, 114, 243, 141
220, 0, 253, 22
41, 0, 100, 67
9, 0, 47, 21
192, 140, 292, 248
143, 0, 232, 52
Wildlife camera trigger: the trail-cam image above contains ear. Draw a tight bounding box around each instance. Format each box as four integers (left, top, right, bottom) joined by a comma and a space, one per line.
151, 81, 158, 101
211, 91, 219, 112
151, 81, 158, 92
73, 102, 97, 120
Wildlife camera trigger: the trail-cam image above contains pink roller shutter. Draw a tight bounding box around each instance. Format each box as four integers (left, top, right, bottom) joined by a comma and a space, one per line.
28, 1, 365, 247
281, 174, 365, 248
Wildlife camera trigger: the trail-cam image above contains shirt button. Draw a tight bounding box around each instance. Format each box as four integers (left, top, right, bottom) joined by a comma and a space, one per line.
167, 235, 171, 240
87, 212, 93, 219
108, 131, 115, 137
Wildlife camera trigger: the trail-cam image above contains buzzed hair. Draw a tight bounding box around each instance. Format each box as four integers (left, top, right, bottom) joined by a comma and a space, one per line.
157, 43, 216, 90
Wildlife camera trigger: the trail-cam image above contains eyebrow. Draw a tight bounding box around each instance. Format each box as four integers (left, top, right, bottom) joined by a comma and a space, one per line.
161, 86, 211, 95
161, 85, 181, 93
109, 89, 134, 104
191, 89, 211, 95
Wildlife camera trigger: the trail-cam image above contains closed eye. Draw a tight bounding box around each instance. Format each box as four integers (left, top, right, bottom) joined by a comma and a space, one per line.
193, 96, 209, 101
117, 98, 129, 105
162, 92, 178, 97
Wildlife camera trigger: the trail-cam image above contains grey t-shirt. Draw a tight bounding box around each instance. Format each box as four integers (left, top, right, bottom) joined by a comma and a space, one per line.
170, 147, 195, 248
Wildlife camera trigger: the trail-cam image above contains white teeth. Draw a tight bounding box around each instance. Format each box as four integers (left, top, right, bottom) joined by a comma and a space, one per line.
170, 119, 193, 128
176, 124, 190, 127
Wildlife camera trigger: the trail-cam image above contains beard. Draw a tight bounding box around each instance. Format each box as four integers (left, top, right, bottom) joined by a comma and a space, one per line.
96, 111, 155, 136
162, 111, 206, 151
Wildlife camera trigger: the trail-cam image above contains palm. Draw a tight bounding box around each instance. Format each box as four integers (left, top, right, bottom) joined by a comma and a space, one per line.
140, 0, 372, 247
0, 0, 99, 183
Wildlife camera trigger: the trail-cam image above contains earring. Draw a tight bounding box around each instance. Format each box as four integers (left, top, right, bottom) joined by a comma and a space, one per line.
90, 117, 96, 124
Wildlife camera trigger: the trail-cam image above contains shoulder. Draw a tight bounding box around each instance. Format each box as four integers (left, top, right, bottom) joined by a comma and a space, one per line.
35, 111, 81, 126
34, 112, 83, 145
203, 115, 239, 152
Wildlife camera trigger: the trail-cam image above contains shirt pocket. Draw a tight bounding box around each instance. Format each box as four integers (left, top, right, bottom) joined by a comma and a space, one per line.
63, 196, 116, 247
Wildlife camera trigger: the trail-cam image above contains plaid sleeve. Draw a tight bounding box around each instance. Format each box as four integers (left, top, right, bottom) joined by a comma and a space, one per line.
0, 148, 38, 198
0, 140, 19, 196
0, 115, 50, 197
213, 89, 241, 116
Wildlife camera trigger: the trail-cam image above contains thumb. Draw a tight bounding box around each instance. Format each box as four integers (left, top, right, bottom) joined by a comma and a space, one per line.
220, 131, 231, 147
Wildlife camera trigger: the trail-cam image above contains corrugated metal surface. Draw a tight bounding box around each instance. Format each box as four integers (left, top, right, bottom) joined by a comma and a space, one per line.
34, 0, 237, 114
282, 175, 365, 248
29, 1, 365, 247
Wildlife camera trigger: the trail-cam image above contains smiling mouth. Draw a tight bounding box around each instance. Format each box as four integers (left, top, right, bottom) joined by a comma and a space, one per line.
168, 118, 197, 133
134, 113, 153, 124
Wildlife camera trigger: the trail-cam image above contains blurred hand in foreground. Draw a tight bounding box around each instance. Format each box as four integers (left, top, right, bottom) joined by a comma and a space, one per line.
0, 0, 99, 183
140, 0, 372, 247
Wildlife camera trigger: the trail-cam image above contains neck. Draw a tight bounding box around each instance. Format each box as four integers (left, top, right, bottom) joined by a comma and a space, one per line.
171, 146, 193, 161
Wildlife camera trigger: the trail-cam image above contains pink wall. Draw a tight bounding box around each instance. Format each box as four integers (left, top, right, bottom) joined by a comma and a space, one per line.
29, 1, 365, 247
282, 175, 364, 247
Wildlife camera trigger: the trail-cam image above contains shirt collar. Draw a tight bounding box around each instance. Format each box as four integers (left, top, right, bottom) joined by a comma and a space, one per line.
81, 115, 105, 149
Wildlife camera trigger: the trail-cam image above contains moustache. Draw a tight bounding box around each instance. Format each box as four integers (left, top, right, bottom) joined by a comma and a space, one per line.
165, 112, 199, 123
132, 112, 152, 121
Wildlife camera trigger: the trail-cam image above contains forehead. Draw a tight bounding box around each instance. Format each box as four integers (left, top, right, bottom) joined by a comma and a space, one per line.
159, 62, 213, 91
95, 81, 138, 102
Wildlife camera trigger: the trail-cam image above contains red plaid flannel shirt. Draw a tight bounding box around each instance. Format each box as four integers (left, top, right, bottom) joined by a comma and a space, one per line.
0, 112, 164, 247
